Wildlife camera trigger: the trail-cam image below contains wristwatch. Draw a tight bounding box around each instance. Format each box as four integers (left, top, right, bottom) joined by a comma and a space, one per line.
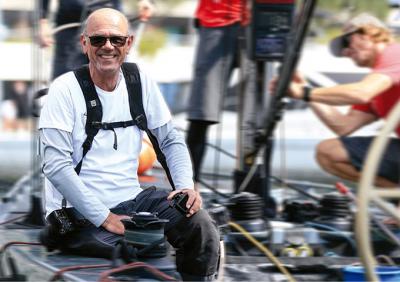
303, 86, 312, 102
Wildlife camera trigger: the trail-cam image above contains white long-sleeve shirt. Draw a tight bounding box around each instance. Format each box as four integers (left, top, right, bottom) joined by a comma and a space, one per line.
39, 68, 193, 226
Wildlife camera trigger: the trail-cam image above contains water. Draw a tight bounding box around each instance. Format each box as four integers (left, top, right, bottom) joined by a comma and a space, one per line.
0, 180, 12, 197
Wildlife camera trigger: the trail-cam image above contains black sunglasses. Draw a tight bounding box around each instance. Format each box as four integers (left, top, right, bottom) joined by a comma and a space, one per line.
342, 29, 362, 49
87, 35, 128, 47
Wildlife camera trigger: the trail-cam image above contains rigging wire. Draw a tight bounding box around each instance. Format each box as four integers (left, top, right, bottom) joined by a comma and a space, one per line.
50, 264, 110, 281
98, 261, 177, 282
270, 175, 320, 201
237, 145, 265, 193
196, 178, 231, 198
212, 117, 224, 192
304, 222, 357, 253
175, 126, 236, 159
0, 241, 43, 254
335, 182, 400, 248
0, 215, 27, 226
278, 112, 289, 202
0, 241, 42, 277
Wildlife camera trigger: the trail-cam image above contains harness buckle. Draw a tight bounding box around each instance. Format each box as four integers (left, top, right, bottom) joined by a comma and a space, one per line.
101, 123, 109, 130
91, 121, 102, 129
135, 115, 146, 130
92, 121, 110, 130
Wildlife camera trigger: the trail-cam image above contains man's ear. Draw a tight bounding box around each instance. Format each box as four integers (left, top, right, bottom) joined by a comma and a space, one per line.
80, 33, 88, 54
126, 35, 135, 54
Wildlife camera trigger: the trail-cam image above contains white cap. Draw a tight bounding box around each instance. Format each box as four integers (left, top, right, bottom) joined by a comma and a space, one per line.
329, 13, 388, 57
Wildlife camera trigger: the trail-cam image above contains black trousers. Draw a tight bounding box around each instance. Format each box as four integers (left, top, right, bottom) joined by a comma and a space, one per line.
47, 187, 220, 278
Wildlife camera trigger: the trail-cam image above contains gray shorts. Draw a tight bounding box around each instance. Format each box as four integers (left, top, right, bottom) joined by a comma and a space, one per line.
187, 23, 240, 123
340, 136, 400, 183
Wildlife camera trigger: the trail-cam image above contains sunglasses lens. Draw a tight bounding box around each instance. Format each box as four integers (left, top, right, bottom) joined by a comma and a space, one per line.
88, 36, 127, 47
110, 36, 127, 47
89, 36, 107, 47
343, 37, 350, 48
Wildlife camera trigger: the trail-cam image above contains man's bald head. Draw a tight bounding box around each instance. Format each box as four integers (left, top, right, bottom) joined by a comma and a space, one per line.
80, 7, 134, 85
84, 8, 129, 35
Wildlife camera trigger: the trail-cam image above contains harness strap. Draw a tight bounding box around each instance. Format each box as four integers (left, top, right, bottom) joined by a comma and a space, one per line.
122, 63, 176, 190
74, 65, 102, 176
91, 120, 136, 130
91, 120, 138, 150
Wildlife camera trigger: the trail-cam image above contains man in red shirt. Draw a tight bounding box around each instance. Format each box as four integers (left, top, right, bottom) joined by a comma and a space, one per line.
278, 13, 400, 186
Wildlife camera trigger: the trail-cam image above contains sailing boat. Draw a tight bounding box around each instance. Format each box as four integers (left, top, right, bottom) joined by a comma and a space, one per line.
1, 0, 400, 281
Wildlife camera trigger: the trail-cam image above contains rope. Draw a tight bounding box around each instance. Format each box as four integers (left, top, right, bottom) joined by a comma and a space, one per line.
228, 221, 296, 282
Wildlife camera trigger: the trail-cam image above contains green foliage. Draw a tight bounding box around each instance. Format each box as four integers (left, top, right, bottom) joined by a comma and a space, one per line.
309, 0, 391, 43
137, 27, 167, 57
318, 0, 389, 20
123, 0, 186, 13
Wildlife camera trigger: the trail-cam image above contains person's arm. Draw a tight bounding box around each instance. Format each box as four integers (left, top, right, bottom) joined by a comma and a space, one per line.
269, 72, 389, 135
309, 103, 377, 136
150, 121, 201, 217
38, 0, 54, 48
289, 72, 393, 105
38, 19, 54, 48
150, 121, 193, 189
40, 128, 129, 233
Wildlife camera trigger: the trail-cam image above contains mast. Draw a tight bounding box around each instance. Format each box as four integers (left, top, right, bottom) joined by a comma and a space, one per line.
235, 0, 317, 215
26, 0, 46, 226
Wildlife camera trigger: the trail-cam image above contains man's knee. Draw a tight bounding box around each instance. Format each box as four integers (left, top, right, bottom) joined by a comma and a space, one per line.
168, 210, 220, 277
172, 209, 220, 251
190, 209, 220, 240
316, 138, 346, 165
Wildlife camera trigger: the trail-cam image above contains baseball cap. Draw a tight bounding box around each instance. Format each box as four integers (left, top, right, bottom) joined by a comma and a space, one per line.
329, 13, 388, 57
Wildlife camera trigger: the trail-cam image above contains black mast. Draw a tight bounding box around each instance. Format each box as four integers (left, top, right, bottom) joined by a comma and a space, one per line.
236, 0, 318, 212
257, 0, 318, 150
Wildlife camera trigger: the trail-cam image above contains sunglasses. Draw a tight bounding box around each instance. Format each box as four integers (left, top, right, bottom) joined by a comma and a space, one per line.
342, 29, 362, 49
86, 35, 128, 47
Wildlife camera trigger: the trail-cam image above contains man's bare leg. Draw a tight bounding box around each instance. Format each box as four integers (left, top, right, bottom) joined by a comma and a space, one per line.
316, 138, 397, 187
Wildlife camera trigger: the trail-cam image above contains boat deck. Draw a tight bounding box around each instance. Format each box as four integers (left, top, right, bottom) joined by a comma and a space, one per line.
0, 228, 362, 281
0, 169, 384, 282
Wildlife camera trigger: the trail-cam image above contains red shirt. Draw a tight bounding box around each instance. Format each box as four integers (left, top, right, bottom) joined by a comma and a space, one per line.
352, 44, 400, 136
195, 0, 248, 27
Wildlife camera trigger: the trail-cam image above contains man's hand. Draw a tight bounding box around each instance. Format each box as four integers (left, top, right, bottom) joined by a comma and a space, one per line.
137, 0, 155, 22
269, 72, 307, 100
38, 19, 54, 48
168, 189, 202, 217
101, 212, 131, 235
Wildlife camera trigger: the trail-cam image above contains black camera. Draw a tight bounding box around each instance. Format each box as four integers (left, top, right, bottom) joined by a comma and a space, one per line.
47, 209, 75, 235
171, 193, 190, 215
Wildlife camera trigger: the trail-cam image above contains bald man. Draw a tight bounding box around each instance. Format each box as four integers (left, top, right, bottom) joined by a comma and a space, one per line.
39, 8, 219, 281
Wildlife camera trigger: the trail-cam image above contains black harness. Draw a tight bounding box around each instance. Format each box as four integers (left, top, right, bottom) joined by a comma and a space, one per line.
73, 63, 175, 190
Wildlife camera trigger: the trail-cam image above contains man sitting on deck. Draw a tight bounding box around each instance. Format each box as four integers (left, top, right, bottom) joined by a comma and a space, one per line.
39, 8, 219, 281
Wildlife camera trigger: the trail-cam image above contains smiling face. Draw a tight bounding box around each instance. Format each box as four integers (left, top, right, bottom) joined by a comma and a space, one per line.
341, 33, 377, 67
80, 8, 134, 80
